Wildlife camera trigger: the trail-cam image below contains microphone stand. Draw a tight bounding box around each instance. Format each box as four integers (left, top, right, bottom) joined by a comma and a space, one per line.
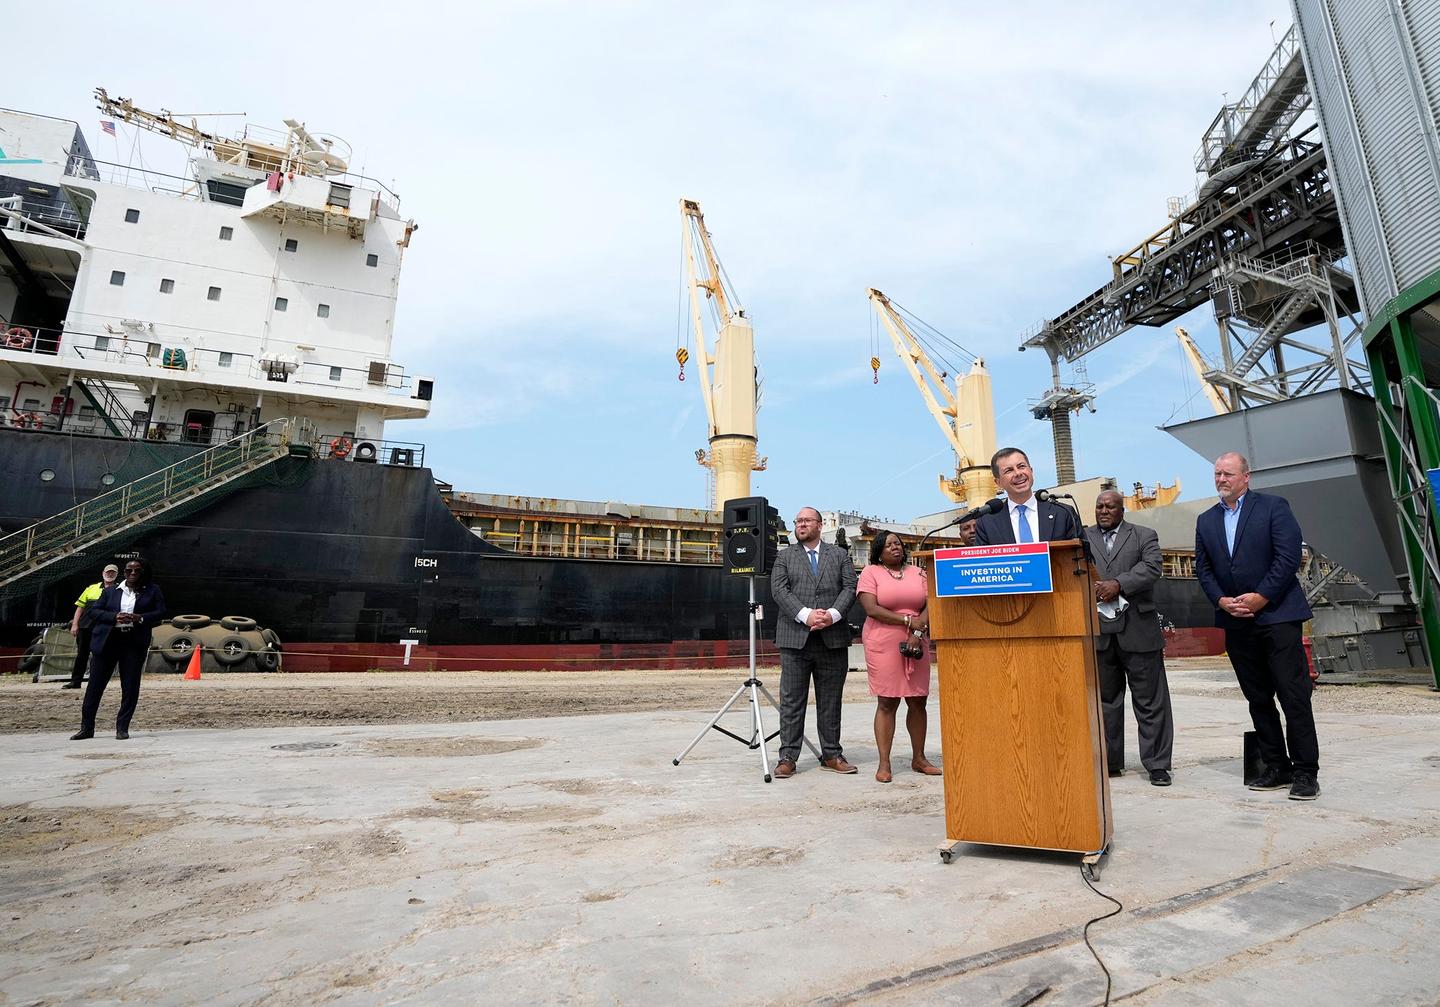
1038, 490, 1095, 567
917, 499, 1001, 555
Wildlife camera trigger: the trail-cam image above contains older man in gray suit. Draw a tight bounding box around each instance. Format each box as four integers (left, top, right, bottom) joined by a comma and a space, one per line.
770, 506, 859, 778
1087, 489, 1175, 786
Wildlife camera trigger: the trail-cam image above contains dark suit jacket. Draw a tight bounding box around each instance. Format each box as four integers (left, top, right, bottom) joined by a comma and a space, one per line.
1195, 490, 1311, 627
90, 583, 167, 654
1085, 520, 1165, 652
770, 540, 858, 650
974, 498, 1082, 546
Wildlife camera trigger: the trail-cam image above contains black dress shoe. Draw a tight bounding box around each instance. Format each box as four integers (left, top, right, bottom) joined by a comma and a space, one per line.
1248, 765, 1293, 791
60, 682, 81, 690
69, 730, 94, 741
1149, 769, 1173, 787
1108, 767, 1124, 778
1288, 770, 1319, 801
115, 730, 129, 741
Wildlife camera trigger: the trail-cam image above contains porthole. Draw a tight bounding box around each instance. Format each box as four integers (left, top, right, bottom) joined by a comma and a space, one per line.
101, 473, 117, 486
39, 469, 56, 482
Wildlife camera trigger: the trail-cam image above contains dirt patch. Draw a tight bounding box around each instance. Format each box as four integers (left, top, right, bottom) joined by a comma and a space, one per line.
712, 846, 805, 869
0, 804, 181, 859
393, 787, 603, 826
361, 736, 544, 758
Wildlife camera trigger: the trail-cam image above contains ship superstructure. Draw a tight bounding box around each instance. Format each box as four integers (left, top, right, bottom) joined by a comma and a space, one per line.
0, 92, 430, 453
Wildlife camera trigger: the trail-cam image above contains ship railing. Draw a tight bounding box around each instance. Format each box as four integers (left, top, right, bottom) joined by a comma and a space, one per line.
311, 434, 425, 467
0, 418, 297, 585
4, 329, 422, 400
65, 157, 205, 201
475, 531, 723, 564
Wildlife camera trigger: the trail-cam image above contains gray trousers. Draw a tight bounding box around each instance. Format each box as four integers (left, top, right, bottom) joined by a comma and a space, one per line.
1097, 636, 1173, 772
778, 636, 848, 763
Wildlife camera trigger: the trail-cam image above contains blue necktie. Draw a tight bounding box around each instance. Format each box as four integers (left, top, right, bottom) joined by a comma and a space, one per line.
808, 549, 818, 575
1016, 504, 1034, 543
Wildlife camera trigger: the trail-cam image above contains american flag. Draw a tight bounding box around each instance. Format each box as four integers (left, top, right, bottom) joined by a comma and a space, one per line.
100, 120, 117, 137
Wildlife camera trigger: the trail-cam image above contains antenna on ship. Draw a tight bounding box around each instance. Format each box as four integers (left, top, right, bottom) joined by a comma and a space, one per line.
95, 87, 354, 180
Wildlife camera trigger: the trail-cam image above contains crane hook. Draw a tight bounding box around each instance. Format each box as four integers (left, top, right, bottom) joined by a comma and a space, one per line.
676, 347, 689, 381
870, 356, 881, 385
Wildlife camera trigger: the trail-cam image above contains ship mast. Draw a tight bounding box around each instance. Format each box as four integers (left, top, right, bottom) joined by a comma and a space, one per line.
679, 199, 764, 507
868, 288, 997, 507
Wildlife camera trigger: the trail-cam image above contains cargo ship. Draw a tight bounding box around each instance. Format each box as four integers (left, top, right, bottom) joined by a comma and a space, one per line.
0, 92, 1225, 674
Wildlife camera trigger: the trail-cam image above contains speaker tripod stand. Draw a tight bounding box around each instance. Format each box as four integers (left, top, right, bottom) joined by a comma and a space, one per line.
672, 576, 820, 782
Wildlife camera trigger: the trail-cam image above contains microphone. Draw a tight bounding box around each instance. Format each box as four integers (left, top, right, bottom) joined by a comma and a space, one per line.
1035, 489, 1093, 564
918, 497, 1004, 555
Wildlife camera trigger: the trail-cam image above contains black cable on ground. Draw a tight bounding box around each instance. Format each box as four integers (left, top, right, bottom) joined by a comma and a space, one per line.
1080, 866, 1124, 1006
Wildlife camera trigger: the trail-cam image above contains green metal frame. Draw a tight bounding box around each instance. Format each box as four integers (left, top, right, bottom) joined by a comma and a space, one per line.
1364, 266, 1440, 689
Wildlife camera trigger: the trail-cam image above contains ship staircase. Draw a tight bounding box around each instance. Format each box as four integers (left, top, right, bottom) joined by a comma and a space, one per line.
0, 418, 307, 596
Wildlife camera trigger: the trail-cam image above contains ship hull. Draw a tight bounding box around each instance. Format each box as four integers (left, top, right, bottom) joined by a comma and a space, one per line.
0, 430, 1223, 668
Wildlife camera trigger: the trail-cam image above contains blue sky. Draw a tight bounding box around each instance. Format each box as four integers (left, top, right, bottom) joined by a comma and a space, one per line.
10, 1, 1300, 521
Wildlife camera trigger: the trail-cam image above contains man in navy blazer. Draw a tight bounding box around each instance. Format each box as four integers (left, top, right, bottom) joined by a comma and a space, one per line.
73, 558, 166, 741
974, 447, 1082, 546
1194, 452, 1319, 800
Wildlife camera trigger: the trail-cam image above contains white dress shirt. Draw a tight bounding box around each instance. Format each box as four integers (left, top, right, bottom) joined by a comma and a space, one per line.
1006, 494, 1039, 542
119, 583, 138, 614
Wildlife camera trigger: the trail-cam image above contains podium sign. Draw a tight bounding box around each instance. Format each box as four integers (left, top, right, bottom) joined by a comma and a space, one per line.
932, 543, 1053, 598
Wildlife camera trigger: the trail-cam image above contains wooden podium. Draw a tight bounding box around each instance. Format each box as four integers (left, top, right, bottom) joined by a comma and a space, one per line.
921, 540, 1112, 876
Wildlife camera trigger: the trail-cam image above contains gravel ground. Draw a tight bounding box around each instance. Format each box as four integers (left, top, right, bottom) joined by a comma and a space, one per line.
1, 657, 1435, 734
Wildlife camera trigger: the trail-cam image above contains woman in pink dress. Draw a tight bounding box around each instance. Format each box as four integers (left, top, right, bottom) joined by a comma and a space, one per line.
857, 530, 942, 783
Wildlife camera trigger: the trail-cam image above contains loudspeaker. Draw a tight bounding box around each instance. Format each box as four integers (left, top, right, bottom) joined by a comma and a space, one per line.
723, 496, 779, 576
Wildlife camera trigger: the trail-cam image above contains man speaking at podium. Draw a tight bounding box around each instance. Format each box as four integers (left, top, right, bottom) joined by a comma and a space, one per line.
974, 447, 1082, 545
770, 507, 859, 779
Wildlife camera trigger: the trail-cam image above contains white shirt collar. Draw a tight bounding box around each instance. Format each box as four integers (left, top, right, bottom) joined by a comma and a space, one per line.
1006, 493, 1037, 514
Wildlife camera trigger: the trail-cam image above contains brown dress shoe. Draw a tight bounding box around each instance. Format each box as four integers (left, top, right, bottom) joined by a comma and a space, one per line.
773, 760, 796, 779
821, 756, 858, 774
911, 759, 943, 776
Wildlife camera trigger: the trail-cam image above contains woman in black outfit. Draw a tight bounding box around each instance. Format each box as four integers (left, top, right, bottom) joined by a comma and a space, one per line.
72, 558, 166, 741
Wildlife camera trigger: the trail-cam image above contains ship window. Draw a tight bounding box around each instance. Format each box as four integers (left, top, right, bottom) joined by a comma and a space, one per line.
0, 395, 9, 412
284, 238, 298, 252
366, 253, 378, 267
124, 208, 140, 223
317, 304, 330, 318
100, 472, 116, 486
159, 278, 174, 294
208, 286, 222, 301
328, 366, 342, 381
328, 183, 352, 209
274, 297, 288, 312
40, 468, 56, 482
146, 342, 161, 359
110, 270, 125, 286
206, 180, 250, 207
80, 406, 96, 424
219, 226, 233, 241
218, 352, 233, 368
94, 335, 109, 352
23, 398, 41, 411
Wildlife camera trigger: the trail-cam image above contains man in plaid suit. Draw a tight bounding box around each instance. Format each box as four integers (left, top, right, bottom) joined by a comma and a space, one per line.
769, 507, 859, 778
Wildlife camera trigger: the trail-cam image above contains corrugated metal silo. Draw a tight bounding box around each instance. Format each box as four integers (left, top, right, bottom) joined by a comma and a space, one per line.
1292, 0, 1440, 314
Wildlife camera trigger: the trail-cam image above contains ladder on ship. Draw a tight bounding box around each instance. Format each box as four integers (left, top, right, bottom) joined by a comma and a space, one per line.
0, 418, 304, 593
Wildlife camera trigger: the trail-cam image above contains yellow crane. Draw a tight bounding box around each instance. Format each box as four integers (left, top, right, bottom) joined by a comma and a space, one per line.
867, 288, 997, 506
679, 200, 765, 507
1175, 326, 1233, 414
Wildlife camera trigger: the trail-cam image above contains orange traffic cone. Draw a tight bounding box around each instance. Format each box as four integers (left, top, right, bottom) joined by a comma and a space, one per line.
183, 646, 202, 680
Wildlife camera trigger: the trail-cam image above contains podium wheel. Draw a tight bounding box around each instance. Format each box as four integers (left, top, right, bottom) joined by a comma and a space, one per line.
1082, 861, 1100, 882
939, 850, 953, 864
